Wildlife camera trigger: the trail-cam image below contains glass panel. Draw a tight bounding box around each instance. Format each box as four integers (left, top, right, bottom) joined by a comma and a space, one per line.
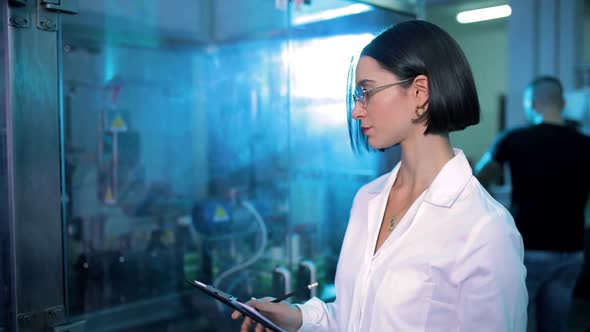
286, 3, 411, 301
61, 1, 412, 330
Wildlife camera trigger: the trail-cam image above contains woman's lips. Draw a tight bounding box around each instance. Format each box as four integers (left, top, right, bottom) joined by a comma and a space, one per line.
361, 127, 371, 135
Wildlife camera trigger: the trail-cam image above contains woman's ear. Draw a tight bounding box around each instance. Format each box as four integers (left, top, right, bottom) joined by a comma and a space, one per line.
413, 75, 429, 109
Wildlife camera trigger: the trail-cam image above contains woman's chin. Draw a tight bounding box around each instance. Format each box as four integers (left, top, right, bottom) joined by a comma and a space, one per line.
368, 138, 393, 150
368, 142, 387, 150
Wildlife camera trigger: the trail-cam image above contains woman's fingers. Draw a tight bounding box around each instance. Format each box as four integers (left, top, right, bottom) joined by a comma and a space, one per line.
240, 316, 253, 332
248, 297, 274, 313
231, 309, 242, 319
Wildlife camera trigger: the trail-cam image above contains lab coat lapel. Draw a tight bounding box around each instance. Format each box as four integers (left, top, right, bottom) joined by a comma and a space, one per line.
365, 164, 401, 260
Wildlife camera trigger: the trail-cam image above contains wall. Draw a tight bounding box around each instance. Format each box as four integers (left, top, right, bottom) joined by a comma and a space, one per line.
506, 0, 584, 129
585, 0, 590, 64
426, 3, 508, 164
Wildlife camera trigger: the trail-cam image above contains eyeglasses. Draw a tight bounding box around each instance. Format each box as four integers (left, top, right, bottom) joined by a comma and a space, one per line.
352, 78, 412, 108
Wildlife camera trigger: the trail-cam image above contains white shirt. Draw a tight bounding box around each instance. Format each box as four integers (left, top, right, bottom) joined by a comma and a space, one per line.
297, 149, 528, 331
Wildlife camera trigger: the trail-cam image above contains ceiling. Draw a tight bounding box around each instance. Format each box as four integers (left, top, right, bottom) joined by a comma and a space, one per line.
61, 0, 517, 50
425, 0, 507, 13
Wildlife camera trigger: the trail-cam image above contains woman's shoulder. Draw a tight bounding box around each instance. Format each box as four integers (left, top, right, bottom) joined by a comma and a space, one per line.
459, 178, 519, 238
442, 177, 518, 243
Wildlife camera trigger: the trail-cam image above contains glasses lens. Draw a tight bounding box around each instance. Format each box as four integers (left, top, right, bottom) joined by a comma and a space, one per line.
347, 55, 366, 151
353, 86, 364, 105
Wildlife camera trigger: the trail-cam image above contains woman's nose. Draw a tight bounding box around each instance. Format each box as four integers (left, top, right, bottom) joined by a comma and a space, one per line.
351, 101, 365, 119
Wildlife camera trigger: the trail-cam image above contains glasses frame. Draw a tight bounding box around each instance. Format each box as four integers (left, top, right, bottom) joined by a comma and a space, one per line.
353, 78, 413, 108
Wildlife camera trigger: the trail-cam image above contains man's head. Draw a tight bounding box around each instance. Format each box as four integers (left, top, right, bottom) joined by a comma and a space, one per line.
523, 76, 565, 124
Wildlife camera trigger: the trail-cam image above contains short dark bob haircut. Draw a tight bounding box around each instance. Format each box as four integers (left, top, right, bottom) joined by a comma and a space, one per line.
348, 20, 480, 152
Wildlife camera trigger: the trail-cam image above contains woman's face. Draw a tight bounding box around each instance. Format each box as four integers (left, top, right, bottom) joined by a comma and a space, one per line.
351, 56, 417, 149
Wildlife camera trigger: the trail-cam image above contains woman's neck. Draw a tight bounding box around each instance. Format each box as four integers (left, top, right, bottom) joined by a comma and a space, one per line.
396, 133, 454, 194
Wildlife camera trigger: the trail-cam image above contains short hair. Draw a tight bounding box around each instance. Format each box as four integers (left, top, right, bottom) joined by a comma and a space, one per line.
348, 20, 480, 152
528, 76, 564, 109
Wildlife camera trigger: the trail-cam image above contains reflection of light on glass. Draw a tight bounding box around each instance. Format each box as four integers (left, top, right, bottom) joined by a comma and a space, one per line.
456, 5, 511, 24
291, 34, 373, 98
103, 1, 161, 82
281, 43, 291, 97
281, 44, 290, 68
104, 47, 116, 83
290, 34, 374, 130
293, 4, 373, 26
305, 103, 347, 128
104, 1, 117, 83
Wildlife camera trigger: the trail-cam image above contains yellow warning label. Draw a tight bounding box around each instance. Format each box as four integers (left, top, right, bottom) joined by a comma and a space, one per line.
213, 205, 229, 222
104, 186, 116, 205
111, 115, 128, 132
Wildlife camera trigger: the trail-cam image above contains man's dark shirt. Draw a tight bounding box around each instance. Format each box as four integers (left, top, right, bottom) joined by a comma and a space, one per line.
492, 123, 590, 251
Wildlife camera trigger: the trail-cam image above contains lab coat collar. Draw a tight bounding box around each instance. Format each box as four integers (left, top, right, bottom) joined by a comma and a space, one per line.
367, 163, 400, 194
367, 149, 472, 208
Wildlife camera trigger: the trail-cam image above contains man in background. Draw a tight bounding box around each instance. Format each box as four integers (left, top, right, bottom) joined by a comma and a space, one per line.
476, 76, 590, 332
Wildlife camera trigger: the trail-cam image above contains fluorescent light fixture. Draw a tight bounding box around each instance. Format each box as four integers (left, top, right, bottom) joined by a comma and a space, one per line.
293, 4, 373, 26
456, 5, 511, 24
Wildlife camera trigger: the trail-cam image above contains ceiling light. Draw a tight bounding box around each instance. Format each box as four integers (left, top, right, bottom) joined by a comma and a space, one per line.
456, 5, 511, 24
293, 4, 373, 26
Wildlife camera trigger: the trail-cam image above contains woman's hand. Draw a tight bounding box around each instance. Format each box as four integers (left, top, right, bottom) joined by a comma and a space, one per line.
231, 297, 302, 332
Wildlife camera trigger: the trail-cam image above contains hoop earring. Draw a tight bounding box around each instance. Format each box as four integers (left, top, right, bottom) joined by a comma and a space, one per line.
415, 105, 426, 117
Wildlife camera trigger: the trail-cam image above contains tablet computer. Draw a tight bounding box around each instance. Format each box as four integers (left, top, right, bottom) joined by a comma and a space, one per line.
187, 279, 286, 332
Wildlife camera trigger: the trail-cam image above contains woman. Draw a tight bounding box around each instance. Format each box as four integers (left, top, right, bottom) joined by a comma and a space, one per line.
232, 20, 528, 332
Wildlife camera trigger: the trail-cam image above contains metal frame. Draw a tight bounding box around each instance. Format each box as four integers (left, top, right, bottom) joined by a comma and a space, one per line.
2, 2, 18, 332
5, 0, 67, 330
78, 292, 213, 331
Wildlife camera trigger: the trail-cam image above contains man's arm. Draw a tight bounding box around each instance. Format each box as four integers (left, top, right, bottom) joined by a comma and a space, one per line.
474, 152, 503, 189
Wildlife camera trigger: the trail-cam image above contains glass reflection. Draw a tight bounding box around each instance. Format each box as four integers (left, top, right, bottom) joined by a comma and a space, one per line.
61, 1, 409, 330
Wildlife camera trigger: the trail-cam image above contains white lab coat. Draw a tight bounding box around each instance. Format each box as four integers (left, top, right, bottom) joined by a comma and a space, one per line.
297, 149, 528, 331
